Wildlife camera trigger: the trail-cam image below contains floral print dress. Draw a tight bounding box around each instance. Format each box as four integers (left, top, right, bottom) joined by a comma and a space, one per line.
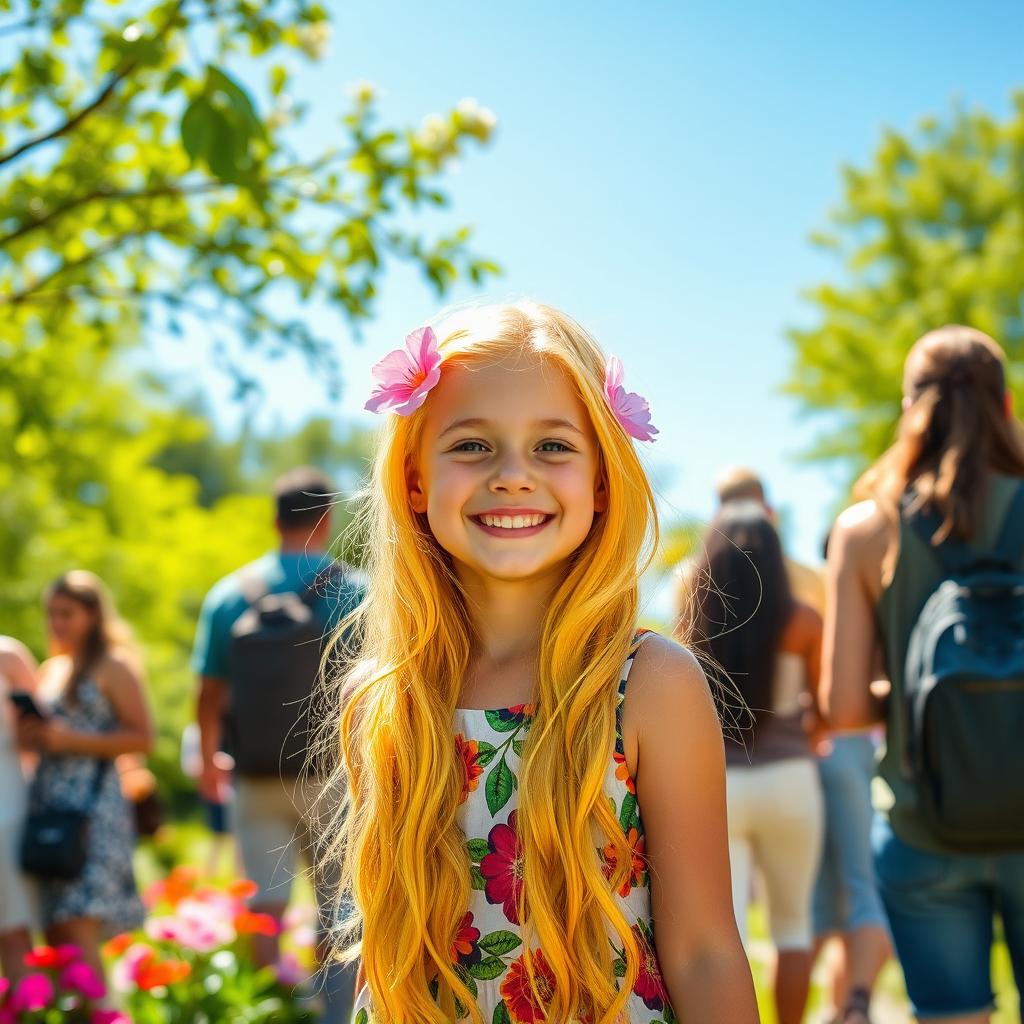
353, 634, 674, 1024
30, 679, 144, 933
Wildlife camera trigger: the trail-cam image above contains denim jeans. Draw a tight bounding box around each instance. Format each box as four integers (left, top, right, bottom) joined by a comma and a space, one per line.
872, 814, 1024, 1018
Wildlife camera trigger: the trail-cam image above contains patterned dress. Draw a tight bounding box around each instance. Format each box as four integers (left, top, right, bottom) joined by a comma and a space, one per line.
353, 635, 675, 1024
30, 679, 144, 933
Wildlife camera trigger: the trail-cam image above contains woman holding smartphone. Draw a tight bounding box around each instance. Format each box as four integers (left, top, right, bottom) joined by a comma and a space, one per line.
17, 572, 153, 979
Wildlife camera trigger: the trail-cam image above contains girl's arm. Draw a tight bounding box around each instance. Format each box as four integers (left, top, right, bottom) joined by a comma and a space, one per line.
628, 636, 759, 1023
821, 504, 886, 730
26, 654, 154, 758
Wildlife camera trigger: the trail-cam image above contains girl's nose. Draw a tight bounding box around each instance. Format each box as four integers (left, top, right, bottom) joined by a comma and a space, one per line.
488, 455, 535, 494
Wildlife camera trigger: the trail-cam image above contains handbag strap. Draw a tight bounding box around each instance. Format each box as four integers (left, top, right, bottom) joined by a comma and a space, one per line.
86, 759, 113, 812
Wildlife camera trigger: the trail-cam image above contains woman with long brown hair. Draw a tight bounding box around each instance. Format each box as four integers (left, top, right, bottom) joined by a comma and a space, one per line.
823, 325, 1024, 1024
16, 571, 153, 979
683, 503, 824, 1024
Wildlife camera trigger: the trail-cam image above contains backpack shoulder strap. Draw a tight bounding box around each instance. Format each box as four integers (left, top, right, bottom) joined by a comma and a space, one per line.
993, 482, 1024, 567
237, 565, 270, 607
902, 493, 976, 576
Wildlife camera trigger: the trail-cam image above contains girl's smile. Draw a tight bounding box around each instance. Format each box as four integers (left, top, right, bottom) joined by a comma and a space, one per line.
470, 508, 556, 537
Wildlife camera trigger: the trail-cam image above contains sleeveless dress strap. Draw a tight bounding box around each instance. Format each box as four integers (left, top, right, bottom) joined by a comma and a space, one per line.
615, 629, 655, 756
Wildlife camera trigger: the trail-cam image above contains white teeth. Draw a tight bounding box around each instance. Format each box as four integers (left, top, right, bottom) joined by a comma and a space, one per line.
479, 513, 547, 529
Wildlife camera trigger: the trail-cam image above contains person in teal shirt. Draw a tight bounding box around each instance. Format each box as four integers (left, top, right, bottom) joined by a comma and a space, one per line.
193, 466, 363, 1024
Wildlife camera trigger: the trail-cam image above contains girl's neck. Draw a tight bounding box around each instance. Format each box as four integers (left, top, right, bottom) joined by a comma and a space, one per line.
458, 567, 561, 666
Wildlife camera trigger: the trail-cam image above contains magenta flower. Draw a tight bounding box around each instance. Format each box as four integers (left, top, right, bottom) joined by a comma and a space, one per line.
480, 810, 525, 924
604, 356, 658, 442
91, 1010, 132, 1024
10, 972, 55, 1012
59, 960, 107, 1000
0, 978, 8, 1000
364, 326, 442, 415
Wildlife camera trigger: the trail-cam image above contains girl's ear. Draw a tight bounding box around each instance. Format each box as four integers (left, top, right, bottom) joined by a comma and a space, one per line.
594, 473, 609, 514
405, 457, 428, 514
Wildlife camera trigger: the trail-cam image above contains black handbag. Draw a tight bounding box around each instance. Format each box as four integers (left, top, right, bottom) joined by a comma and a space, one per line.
20, 760, 111, 880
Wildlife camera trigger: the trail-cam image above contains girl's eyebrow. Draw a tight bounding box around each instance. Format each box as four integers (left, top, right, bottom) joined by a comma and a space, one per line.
439, 417, 584, 438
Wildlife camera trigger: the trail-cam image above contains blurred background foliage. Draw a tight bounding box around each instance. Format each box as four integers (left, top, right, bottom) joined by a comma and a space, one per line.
1, 0, 498, 803
786, 94, 1024, 475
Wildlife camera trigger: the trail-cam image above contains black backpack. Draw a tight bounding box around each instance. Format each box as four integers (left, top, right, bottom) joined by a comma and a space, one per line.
226, 563, 354, 778
902, 483, 1024, 852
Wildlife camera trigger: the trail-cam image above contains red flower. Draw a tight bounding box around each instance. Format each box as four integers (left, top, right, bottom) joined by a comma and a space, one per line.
135, 956, 191, 991
613, 751, 636, 795
228, 879, 259, 901
631, 923, 668, 1011
102, 933, 135, 959
480, 810, 525, 924
234, 911, 280, 936
449, 911, 481, 965
455, 733, 484, 804
23, 944, 80, 969
499, 949, 556, 1024
602, 827, 646, 896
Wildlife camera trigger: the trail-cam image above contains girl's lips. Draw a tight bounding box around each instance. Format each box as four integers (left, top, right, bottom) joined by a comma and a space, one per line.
470, 513, 555, 538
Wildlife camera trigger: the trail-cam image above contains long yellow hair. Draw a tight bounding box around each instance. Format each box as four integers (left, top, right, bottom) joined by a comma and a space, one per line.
319, 301, 659, 1024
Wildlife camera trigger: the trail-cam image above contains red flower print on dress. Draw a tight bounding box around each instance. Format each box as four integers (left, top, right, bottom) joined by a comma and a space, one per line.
613, 751, 636, 794
449, 911, 481, 966
602, 826, 646, 896
455, 733, 484, 804
499, 948, 556, 1024
631, 921, 669, 1011
480, 810, 525, 924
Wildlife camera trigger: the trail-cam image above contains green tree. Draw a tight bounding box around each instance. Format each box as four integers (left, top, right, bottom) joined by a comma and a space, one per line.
786, 93, 1024, 474
0, 0, 499, 398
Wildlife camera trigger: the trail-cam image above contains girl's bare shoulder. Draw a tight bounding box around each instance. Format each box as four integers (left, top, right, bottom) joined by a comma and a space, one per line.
627, 633, 717, 725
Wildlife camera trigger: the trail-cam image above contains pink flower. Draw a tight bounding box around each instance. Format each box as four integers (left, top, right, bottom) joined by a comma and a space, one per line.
10, 972, 55, 1012
0, 978, 8, 1000
59, 960, 107, 1000
91, 1011, 132, 1024
275, 952, 305, 987
364, 326, 442, 415
144, 898, 235, 953
604, 356, 658, 442
110, 944, 157, 993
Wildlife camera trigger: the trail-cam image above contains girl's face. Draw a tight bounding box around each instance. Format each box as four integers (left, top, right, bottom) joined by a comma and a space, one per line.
409, 355, 607, 586
46, 593, 97, 653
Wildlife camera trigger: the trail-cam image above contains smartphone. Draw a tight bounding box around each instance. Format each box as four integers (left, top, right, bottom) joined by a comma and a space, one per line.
8, 691, 46, 720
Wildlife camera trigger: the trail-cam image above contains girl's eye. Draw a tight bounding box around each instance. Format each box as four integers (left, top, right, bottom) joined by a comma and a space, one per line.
452, 440, 490, 453
537, 440, 573, 453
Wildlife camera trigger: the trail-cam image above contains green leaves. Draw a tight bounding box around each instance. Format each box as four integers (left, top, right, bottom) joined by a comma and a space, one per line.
485, 757, 515, 816
478, 930, 521, 957
788, 96, 1024, 477
181, 66, 266, 184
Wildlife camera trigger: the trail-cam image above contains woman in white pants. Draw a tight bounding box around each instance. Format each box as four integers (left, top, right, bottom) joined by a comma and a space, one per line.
681, 504, 824, 1024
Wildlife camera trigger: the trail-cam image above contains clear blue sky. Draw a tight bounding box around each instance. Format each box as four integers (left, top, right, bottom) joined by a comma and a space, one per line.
156, 0, 1024, 575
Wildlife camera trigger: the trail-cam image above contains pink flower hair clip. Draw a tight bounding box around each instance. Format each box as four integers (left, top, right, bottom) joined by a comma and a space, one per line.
364, 326, 442, 416
604, 356, 658, 442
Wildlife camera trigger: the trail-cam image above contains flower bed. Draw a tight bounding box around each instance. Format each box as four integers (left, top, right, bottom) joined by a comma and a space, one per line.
1, 868, 320, 1023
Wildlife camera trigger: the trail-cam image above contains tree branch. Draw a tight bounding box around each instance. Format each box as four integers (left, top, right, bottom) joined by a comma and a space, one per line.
1, 232, 145, 305
0, 180, 226, 250
0, 0, 187, 169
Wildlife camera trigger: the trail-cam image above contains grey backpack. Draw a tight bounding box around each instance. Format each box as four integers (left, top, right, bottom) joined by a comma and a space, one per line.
902, 484, 1024, 851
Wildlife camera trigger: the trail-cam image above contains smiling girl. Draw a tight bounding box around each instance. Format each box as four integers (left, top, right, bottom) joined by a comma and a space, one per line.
321, 302, 758, 1024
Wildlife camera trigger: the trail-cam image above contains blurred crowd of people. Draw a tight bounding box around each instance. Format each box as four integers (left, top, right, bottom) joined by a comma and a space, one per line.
1, 324, 1023, 1024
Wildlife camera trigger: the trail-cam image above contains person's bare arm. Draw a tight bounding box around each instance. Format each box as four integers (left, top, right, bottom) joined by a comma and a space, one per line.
821, 502, 887, 730
23, 654, 153, 757
197, 674, 230, 801
628, 636, 759, 1023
